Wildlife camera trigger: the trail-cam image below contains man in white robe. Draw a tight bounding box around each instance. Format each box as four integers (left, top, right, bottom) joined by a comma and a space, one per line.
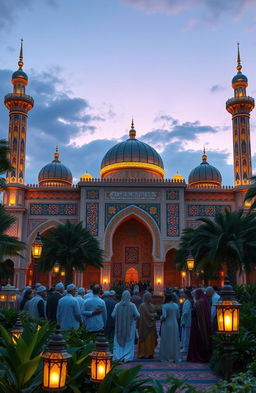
57, 284, 81, 330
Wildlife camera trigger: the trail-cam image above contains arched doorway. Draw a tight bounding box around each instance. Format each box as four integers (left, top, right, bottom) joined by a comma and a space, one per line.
164, 249, 180, 287
125, 267, 139, 283
111, 217, 153, 283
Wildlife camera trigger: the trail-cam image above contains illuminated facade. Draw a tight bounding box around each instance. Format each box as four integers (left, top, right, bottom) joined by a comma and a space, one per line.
2, 44, 255, 291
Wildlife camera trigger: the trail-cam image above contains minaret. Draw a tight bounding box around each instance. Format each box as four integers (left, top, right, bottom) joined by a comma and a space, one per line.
4, 40, 34, 184
226, 43, 254, 187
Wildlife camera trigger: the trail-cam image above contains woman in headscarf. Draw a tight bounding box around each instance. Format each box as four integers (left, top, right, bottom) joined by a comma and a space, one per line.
187, 288, 213, 362
137, 292, 157, 359
111, 290, 140, 362
159, 292, 181, 362
181, 289, 193, 353
20, 288, 33, 311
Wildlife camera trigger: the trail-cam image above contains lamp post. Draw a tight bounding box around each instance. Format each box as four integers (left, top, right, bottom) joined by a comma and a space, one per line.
89, 334, 113, 383
42, 326, 71, 391
31, 232, 43, 284
215, 278, 240, 381
186, 252, 194, 286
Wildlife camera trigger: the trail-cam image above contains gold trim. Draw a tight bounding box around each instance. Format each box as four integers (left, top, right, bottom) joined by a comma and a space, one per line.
100, 161, 164, 178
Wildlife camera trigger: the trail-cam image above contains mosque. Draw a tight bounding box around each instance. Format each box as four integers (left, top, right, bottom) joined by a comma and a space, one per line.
2, 43, 255, 292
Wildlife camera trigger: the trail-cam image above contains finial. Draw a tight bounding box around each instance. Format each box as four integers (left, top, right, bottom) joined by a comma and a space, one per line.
202, 146, 207, 162
18, 38, 24, 70
54, 145, 59, 161
129, 117, 136, 139
237, 42, 242, 73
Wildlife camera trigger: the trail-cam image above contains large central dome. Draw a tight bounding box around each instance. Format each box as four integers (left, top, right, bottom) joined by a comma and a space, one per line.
100, 122, 164, 179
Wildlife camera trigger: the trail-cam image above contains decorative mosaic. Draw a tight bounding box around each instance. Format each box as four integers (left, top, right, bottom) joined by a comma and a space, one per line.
185, 192, 234, 201
166, 190, 179, 200
125, 247, 139, 264
86, 203, 99, 236
166, 203, 180, 237
86, 190, 99, 200
105, 203, 161, 228
187, 204, 232, 217
142, 263, 151, 278
30, 203, 77, 216
5, 221, 18, 237
26, 191, 80, 200
112, 263, 122, 278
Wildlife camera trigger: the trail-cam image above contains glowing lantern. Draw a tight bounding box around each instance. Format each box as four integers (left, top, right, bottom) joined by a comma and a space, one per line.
60, 268, 65, 277
186, 253, 195, 271
11, 317, 23, 341
216, 278, 240, 334
179, 297, 185, 304
0, 281, 18, 309
42, 326, 71, 391
31, 232, 43, 259
157, 279, 161, 286
181, 271, 186, 278
90, 334, 113, 383
53, 263, 60, 274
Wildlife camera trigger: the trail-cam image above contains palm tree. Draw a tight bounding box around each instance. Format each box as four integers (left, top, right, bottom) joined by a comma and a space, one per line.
244, 176, 256, 210
38, 220, 104, 284
0, 205, 26, 279
175, 210, 256, 285
0, 139, 12, 190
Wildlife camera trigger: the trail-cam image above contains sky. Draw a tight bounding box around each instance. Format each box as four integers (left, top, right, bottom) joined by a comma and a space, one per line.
1, 0, 256, 185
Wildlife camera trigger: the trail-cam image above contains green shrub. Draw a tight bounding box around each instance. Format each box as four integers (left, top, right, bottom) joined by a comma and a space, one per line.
208, 372, 256, 393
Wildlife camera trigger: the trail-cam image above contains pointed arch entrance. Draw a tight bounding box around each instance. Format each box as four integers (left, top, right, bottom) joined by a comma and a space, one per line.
111, 217, 153, 283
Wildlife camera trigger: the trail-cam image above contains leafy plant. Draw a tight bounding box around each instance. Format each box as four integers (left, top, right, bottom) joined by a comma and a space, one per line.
144, 376, 199, 393
208, 372, 256, 393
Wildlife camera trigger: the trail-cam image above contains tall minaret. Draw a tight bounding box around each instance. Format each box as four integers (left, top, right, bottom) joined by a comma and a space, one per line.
226, 44, 254, 187
4, 40, 34, 184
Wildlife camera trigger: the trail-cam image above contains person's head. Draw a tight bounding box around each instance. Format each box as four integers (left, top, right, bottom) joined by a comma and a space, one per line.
184, 289, 193, 302
121, 290, 131, 304
55, 282, 64, 294
195, 288, 205, 301
143, 292, 152, 304
164, 291, 175, 303
78, 287, 85, 296
35, 283, 41, 289
92, 284, 101, 296
24, 288, 33, 299
109, 290, 116, 297
67, 284, 76, 296
37, 286, 47, 299
206, 286, 214, 296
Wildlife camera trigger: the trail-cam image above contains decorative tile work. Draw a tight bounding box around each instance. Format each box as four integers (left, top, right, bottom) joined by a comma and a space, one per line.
86, 190, 99, 200
86, 203, 99, 236
166, 190, 179, 200
26, 191, 80, 200
112, 263, 122, 278
5, 221, 18, 237
187, 204, 232, 217
125, 247, 139, 264
166, 203, 180, 237
30, 203, 77, 216
185, 192, 234, 201
142, 263, 151, 278
105, 203, 161, 228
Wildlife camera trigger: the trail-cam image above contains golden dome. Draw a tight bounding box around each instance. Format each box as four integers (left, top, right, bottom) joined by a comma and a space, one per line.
81, 172, 93, 181
172, 173, 184, 181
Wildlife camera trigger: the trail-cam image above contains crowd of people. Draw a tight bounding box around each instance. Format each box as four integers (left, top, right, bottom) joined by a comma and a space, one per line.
14, 282, 220, 363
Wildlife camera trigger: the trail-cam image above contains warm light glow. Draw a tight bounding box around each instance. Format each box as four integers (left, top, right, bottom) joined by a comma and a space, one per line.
103, 278, 108, 285
100, 161, 165, 178
181, 271, 186, 278
9, 198, 16, 206
97, 363, 105, 380
50, 370, 60, 387
186, 257, 195, 271
244, 200, 251, 208
224, 314, 232, 331
157, 279, 161, 285
43, 361, 67, 390
179, 297, 185, 304
0, 295, 7, 301
216, 301, 239, 333
60, 269, 65, 277
53, 263, 60, 274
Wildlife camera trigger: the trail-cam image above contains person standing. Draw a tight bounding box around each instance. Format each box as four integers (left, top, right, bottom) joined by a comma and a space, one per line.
82, 285, 107, 333
137, 292, 157, 359
159, 292, 180, 362
26, 286, 47, 319
206, 286, 220, 332
111, 290, 140, 362
46, 282, 64, 322
131, 287, 142, 309
76, 288, 85, 311
56, 284, 81, 330
20, 288, 33, 311
103, 290, 117, 341
181, 289, 193, 353
187, 288, 213, 362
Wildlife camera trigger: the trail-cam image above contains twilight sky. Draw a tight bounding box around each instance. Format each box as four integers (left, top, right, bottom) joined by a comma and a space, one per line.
1, 0, 256, 185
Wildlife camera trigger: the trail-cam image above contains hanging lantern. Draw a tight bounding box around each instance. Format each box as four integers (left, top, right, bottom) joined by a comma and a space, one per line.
42, 326, 71, 391
90, 334, 113, 383
60, 268, 65, 277
11, 317, 23, 341
186, 252, 195, 271
215, 278, 240, 334
181, 271, 186, 278
31, 232, 43, 259
53, 263, 60, 274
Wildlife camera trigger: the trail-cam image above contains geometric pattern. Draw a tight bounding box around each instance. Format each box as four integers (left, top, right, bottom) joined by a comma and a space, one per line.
166, 203, 180, 237
26, 191, 80, 200
166, 190, 179, 200
86, 190, 99, 200
125, 246, 139, 264
187, 204, 231, 217
30, 203, 77, 215
5, 220, 18, 237
105, 203, 161, 229
112, 263, 122, 278
85, 202, 99, 236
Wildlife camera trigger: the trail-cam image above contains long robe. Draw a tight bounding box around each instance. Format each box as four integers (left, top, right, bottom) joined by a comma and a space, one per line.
159, 302, 180, 362
137, 300, 157, 358
181, 299, 192, 353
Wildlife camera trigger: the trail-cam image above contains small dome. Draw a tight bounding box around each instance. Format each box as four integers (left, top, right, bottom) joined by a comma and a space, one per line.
100, 121, 164, 179
12, 69, 28, 82
188, 151, 222, 188
81, 172, 93, 181
232, 73, 248, 85
38, 147, 72, 187
172, 173, 184, 182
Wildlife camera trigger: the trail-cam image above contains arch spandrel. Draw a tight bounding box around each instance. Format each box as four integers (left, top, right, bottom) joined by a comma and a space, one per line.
104, 205, 160, 260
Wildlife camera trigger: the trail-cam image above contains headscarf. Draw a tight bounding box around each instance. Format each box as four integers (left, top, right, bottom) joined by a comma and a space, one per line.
115, 290, 135, 347
138, 292, 157, 342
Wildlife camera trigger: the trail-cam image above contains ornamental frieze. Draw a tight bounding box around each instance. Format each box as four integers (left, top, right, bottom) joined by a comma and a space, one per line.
105, 191, 159, 200
187, 204, 232, 217
105, 203, 161, 228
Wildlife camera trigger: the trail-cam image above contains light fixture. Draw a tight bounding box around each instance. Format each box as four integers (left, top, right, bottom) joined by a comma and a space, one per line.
90, 334, 113, 383
216, 279, 240, 334
60, 268, 65, 277
0, 280, 18, 309
11, 317, 23, 341
181, 271, 186, 278
42, 326, 71, 391
53, 262, 60, 274
186, 252, 195, 271
31, 232, 43, 259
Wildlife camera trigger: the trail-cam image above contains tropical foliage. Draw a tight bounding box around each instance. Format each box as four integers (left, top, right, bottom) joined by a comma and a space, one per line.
38, 220, 103, 283
244, 175, 256, 211
0, 139, 12, 191
175, 210, 256, 284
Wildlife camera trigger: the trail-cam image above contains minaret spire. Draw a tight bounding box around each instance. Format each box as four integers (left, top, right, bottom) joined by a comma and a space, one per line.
18, 38, 24, 70
54, 145, 60, 161
129, 117, 136, 139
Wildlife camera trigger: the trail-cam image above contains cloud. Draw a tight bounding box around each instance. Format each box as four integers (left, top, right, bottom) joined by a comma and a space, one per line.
210, 84, 226, 93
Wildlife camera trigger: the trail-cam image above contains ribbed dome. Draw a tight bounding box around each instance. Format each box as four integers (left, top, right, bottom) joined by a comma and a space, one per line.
100, 122, 164, 179
232, 73, 247, 84
12, 69, 28, 81
38, 147, 72, 187
188, 152, 222, 188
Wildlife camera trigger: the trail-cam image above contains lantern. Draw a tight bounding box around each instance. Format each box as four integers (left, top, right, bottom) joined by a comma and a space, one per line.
186, 253, 195, 271
90, 334, 113, 383
216, 278, 240, 334
42, 326, 71, 391
11, 317, 23, 341
0, 281, 18, 309
179, 297, 185, 304
181, 271, 186, 278
32, 232, 43, 259
53, 263, 60, 274
60, 268, 65, 277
